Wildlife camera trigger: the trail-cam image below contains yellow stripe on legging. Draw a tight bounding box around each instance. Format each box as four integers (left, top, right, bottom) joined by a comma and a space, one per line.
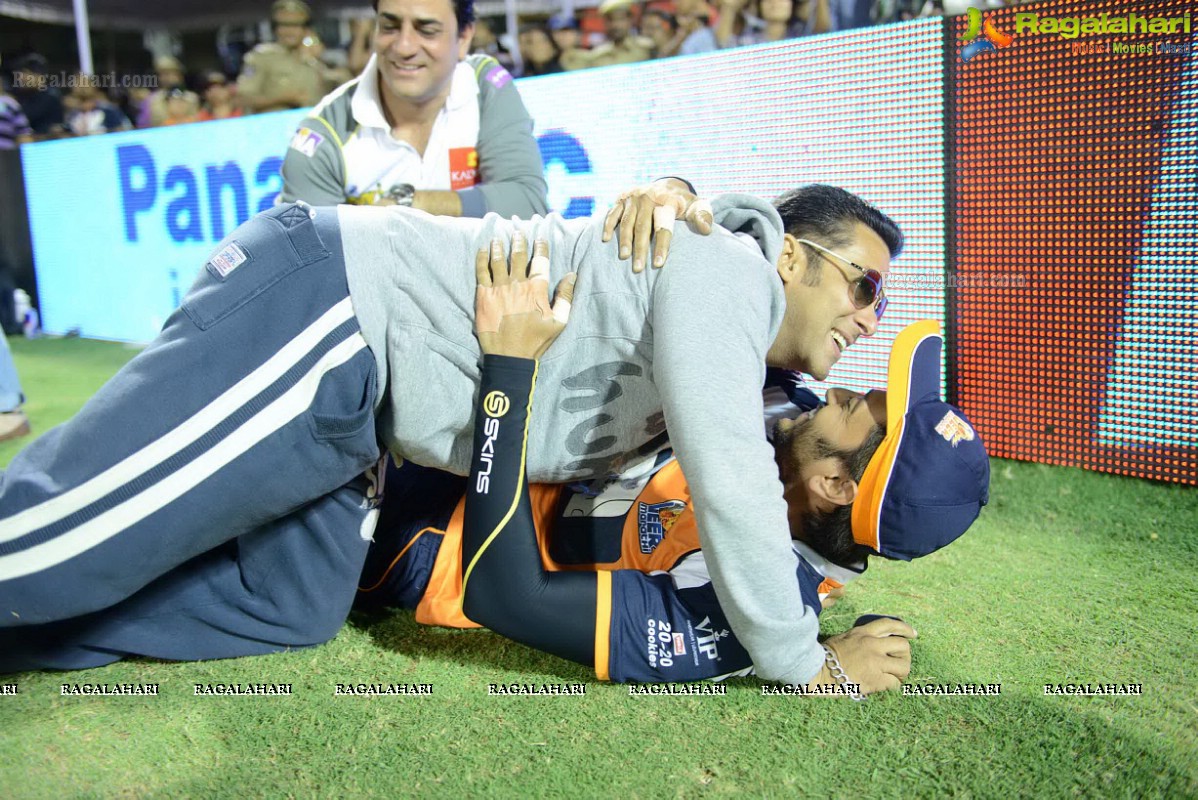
594, 571, 612, 681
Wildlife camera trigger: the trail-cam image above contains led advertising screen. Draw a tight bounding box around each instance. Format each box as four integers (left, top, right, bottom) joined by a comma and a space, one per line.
949, 0, 1197, 484
521, 19, 946, 397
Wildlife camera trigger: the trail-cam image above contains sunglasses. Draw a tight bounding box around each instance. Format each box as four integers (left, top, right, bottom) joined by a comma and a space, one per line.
797, 238, 888, 321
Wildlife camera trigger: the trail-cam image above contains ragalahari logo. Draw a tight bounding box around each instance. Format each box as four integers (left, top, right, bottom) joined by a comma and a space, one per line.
960, 8, 1014, 61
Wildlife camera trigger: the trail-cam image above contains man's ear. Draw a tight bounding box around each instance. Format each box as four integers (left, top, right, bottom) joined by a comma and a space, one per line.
458, 23, 476, 58
776, 233, 803, 286
805, 459, 859, 508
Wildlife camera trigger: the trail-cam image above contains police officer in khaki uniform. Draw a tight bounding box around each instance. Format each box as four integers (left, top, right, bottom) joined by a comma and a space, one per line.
237, 0, 332, 113
581, 0, 654, 69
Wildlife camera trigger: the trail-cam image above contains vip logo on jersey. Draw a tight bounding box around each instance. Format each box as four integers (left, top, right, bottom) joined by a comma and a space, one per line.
934, 411, 975, 447
637, 499, 686, 554
449, 147, 479, 190
289, 127, 324, 158
695, 616, 729, 661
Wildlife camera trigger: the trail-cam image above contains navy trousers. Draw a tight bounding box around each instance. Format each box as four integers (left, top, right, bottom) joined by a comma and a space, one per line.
0, 203, 383, 670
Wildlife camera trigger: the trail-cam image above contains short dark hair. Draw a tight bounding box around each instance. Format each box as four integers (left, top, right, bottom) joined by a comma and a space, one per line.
800, 423, 886, 567
518, 23, 560, 58
773, 184, 904, 259
642, 8, 677, 31
372, 0, 475, 30
518, 22, 553, 38
12, 53, 49, 74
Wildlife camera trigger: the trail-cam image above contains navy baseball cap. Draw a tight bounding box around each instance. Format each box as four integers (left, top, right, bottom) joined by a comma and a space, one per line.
548, 13, 579, 30
850, 320, 989, 561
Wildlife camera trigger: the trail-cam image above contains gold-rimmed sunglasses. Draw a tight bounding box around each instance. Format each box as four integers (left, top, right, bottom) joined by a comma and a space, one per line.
797, 238, 888, 320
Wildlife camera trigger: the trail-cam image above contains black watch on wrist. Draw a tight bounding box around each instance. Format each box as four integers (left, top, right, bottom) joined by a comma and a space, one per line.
387, 183, 416, 207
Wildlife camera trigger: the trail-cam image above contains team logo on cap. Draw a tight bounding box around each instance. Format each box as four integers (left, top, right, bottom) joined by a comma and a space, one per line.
935, 411, 975, 447
483, 391, 510, 418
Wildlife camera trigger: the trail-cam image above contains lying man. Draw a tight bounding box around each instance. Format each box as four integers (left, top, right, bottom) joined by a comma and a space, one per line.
0, 184, 897, 688
355, 242, 989, 690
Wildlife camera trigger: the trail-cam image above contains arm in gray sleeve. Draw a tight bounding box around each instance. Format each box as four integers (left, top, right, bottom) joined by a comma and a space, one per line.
649, 228, 826, 687
459, 59, 549, 218
279, 117, 348, 205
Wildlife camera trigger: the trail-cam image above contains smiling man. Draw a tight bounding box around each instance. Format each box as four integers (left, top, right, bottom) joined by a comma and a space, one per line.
279, 0, 548, 217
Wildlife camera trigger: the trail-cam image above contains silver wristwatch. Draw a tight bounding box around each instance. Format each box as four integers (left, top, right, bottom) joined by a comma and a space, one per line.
387, 183, 416, 207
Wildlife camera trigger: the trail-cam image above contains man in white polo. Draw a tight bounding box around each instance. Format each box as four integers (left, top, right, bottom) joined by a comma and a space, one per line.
280, 0, 547, 217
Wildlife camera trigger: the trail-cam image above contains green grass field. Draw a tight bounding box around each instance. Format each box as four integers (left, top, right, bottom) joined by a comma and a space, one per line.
1, 336, 1195, 799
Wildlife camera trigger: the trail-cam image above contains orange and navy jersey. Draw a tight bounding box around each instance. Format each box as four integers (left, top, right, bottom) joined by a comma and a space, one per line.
357, 450, 863, 683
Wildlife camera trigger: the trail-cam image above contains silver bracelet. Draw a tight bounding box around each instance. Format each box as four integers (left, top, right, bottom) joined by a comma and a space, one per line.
823, 645, 867, 702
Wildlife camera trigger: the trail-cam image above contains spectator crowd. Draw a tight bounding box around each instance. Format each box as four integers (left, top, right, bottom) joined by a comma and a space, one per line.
1, 0, 1017, 148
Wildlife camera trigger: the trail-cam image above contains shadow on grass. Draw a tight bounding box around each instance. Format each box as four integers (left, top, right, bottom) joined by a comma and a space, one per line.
128, 690, 1198, 797
346, 608, 592, 683
860, 693, 1196, 796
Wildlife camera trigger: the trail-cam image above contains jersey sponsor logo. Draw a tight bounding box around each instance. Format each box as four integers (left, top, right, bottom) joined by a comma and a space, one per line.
934, 411, 975, 447
207, 242, 248, 278
695, 616, 729, 661
647, 618, 679, 670
289, 126, 324, 158
637, 499, 686, 554
483, 390, 510, 418
449, 147, 479, 190
672, 632, 686, 656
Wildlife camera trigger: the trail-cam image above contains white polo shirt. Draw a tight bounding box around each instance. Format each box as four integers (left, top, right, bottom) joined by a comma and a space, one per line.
342, 53, 482, 203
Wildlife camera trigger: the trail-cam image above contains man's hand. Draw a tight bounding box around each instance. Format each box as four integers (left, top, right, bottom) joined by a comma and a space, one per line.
475, 233, 576, 360
601, 179, 714, 273
820, 617, 917, 695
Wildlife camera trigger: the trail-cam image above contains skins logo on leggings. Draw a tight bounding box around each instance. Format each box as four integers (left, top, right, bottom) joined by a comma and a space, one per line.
475, 390, 511, 495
